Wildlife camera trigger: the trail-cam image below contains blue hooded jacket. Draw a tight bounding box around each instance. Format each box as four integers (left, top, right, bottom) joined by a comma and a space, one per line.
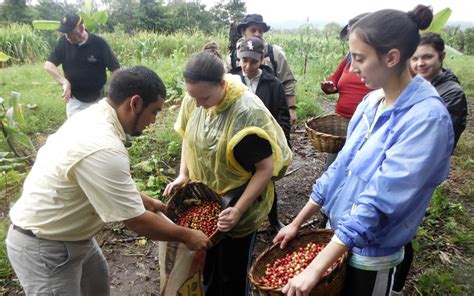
311, 76, 454, 257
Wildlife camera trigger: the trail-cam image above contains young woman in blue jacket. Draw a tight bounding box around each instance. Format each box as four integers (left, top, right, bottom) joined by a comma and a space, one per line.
274, 5, 454, 296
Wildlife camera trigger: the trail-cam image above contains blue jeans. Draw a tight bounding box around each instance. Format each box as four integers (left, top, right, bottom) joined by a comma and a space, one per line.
6, 225, 110, 295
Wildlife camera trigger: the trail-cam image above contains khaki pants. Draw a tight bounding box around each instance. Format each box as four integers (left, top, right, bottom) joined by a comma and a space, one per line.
67, 97, 98, 118
6, 225, 110, 296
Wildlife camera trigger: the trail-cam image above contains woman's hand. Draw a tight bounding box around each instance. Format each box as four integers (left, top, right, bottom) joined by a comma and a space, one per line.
273, 222, 299, 249
217, 207, 242, 232
282, 265, 322, 296
282, 240, 348, 296
320, 81, 337, 94
163, 174, 189, 196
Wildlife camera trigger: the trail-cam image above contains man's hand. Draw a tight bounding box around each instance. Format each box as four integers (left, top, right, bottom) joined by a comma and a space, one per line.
289, 109, 297, 125
185, 229, 212, 251
140, 192, 166, 212
62, 80, 71, 103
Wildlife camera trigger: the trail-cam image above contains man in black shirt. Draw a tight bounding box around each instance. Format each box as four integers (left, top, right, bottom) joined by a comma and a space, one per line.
44, 13, 120, 118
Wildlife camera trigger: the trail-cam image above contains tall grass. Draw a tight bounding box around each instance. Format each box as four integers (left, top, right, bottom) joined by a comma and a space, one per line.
266, 29, 347, 118
0, 24, 51, 65
103, 30, 228, 65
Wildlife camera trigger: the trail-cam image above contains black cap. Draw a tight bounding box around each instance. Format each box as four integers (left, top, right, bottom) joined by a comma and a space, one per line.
58, 13, 83, 33
339, 13, 370, 41
236, 14, 270, 34
237, 37, 265, 60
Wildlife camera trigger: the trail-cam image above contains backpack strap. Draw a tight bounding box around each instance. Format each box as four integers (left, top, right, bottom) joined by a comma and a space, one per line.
267, 44, 278, 73
230, 48, 238, 69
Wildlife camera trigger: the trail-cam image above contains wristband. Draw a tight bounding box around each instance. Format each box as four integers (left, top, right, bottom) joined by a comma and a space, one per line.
288, 105, 297, 110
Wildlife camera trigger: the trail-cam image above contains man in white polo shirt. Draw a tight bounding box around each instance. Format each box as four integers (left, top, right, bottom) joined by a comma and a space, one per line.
6, 66, 211, 295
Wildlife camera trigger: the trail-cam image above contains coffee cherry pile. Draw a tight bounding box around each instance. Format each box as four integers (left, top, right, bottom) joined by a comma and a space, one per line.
258, 242, 343, 288
176, 200, 221, 237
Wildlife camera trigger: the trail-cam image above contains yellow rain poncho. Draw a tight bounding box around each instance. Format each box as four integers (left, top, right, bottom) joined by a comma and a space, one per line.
175, 74, 292, 237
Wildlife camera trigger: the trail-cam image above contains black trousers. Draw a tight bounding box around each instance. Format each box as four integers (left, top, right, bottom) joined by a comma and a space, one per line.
344, 265, 396, 296
392, 241, 414, 292
203, 231, 256, 296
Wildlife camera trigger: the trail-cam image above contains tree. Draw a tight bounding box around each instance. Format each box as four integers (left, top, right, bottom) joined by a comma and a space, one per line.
137, 0, 170, 33
165, 1, 216, 33
31, 0, 77, 22
0, 0, 35, 24
322, 22, 342, 38
210, 0, 246, 25
107, 0, 140, 33
464, 28, 474, 55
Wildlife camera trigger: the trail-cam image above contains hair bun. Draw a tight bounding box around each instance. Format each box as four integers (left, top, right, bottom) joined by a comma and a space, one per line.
407, 4, 433, 30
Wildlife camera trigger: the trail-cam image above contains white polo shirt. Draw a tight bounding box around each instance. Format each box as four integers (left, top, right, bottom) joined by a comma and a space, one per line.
9, 99, 146, 241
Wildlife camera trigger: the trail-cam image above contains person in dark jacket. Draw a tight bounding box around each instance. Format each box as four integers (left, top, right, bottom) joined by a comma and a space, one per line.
230, 36, 291, 231
411, 32, 468, 150
227, 14, 297, 125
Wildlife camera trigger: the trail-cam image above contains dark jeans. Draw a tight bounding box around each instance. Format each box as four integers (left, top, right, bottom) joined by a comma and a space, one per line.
203, 232, 256, 296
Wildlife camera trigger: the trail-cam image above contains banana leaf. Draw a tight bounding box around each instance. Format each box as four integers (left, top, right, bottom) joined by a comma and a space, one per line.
422, 8, 452, 33
32, 20, 60, 31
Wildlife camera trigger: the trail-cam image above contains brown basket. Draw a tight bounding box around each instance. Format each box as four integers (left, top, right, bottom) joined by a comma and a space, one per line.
305, 113, 350, 153
248, 229, 348, 296
165, 181, 224, 246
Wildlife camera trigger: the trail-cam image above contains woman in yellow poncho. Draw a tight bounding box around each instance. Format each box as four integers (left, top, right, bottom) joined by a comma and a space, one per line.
164, 51, 292, 296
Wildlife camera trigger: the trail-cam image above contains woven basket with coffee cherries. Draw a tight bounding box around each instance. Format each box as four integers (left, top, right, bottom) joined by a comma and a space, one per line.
305, 113, 350, 153
165, 181, 224, 246
248, 229, 348, 296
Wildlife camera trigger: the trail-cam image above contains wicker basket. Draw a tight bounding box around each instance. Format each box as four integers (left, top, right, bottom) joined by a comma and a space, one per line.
165, 181, 224, 246
305, 113, 350, 153
248, 229, 348, 296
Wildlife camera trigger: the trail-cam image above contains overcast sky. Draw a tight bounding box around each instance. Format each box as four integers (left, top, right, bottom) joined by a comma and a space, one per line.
201, 0, 472, 25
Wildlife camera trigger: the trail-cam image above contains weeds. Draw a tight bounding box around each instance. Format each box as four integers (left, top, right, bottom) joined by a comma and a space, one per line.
128, 111, 181, 200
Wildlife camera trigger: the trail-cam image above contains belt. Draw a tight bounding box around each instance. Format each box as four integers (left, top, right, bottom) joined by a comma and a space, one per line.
12, 224, 36, 237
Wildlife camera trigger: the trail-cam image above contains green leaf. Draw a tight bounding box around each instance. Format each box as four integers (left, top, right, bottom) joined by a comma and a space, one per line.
422, 8, 452, 33
80, 13, 96, 33
0, 52, 11, 62
85, 0, 92, 15
412, 239, 420, 252
7, 92, 26, 128
32, 20, 60, 31
93, 11, 108, 25
0, 152, 13, 158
